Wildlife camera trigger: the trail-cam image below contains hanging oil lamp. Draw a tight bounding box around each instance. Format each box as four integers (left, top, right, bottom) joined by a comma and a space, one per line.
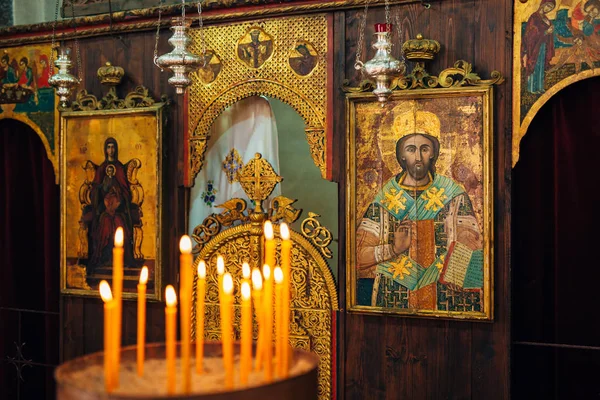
154, 0, 205, 94
354, 0, 406, 103
48, 43, 80, 108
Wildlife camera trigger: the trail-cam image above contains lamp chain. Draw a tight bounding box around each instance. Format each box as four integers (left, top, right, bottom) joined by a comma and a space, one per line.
49, 0, 60, 75
153, 0, 164, 70
70, 0, 82, 81
354, 0, 369, 70
197, 1, 206, 65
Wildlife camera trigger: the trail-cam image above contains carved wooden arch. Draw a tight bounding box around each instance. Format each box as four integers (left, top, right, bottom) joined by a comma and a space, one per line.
185, 14, 331, 186
0, 111, 58, 183
189, 80, 325, 184
513, 71, 600, 167
191, 222, 338, 400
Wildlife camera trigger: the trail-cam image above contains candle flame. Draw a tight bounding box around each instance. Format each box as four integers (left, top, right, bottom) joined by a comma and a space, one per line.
165, 285, 177, 307
280, 222, 290, 240
241, 281, 251, 300
179, 235, 192, 254
198, 260, 206, 279
242, 262, 250, 279
262, 264, 271, 280
139, 266, 149, 284
114, 227, 124, 247
252, 268, 263, 291
99, 280, 113, 302
217, 255, 225, 275
274, 266, 283, 284
223, 273, 233, 295
264, 220, 274, 240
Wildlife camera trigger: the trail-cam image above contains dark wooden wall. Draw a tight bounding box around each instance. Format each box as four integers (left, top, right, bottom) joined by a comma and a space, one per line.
60, 0, 513, 398
336, 1, 512, 399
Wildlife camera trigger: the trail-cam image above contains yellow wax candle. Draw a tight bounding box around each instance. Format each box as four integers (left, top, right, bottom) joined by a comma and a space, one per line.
274, 266, 283, 378
217, 255, 225, 304
262, 264, 273, 382
280, 223, 292, 376
165, 285, 177, 395
196, 260, 206, 374
242, 261, 251, 288
251, 268, 264, 371
137, 266, 148, 377
112, 227, 124, 388
264, 221, 276, 271
100, 281, 115, 393
240, 281, 252, 385
179, 235, 193, 394
221, 273, 234, 389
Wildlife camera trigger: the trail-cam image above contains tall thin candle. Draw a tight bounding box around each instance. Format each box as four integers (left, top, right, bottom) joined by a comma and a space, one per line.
274, 266, 284, 378
262, 264, 273, 382
112, 227, 124, 387
165, 286, 177, 395
196, 260, 206, 374
137, 266, 148, 377
252, 268, 264, 371
221, 273, 234, 389
240, 281, 252, 385
100, 281, 115, 393
179, 235, 193, 394
217, 255, 225, 304
264, 221, 275, 271
280, 223, 292, 376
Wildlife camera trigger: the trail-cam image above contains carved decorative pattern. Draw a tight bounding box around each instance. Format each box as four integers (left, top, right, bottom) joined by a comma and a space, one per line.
66, 85, 157, 112
191, 224, 336, 400
343, 60, 504, 93
187, 15, 329, 184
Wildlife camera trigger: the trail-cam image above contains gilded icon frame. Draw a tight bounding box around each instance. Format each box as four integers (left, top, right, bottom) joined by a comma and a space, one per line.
60, 104, 165, 300
346, 87, 494, 320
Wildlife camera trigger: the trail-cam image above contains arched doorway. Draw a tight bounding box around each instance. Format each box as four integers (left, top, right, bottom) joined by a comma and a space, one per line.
512, 77, 600, 398
0, 118, 60, 399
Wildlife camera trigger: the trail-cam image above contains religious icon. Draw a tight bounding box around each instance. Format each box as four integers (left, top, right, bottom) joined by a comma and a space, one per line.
347, 89, 493, 320
79, 137, 144, 278
197, 50, 222, 84
288, 41, 318, 76
61, 105, 166, 299
236, 27, 274, 69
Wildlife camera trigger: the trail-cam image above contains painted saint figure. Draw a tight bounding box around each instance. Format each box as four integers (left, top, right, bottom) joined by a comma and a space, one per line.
17, 57, 34, 87
356, 111, 484, 311
237, 29, 273, 69
522, 0, 556, 94
289, 43, 318, 76
84, 137, 140, 274
0, 54, 16, 84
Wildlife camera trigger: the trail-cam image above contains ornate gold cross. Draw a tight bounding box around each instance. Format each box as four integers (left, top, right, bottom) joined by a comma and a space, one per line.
237, 153, 282, 212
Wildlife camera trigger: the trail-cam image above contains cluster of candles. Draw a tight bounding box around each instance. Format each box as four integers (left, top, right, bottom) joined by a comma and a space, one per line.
99, 220, 292, 394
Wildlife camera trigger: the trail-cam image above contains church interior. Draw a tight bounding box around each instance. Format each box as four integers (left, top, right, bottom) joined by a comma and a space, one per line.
1, 0, 599, 398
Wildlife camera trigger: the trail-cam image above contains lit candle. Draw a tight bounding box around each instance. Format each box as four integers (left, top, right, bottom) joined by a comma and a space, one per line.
165, 285, 177, 395
242, 261, 251, 287
274, 266, 284, 378
179, 235, 193, 394
137, 266, 148, 377
262, 264, 273, 382
196, 260, 206, 374
264, 221, 275, 270
280, 223, 292, 376
221, 273, 234, 389
112, 227, 124, 387
240, 281, 252, 385
252, 267, 264, 371
99, 281, 115, 393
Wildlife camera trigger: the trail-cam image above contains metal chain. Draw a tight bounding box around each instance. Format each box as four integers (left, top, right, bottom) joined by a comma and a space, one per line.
395, 11, 405, 59
198, 0, 206, 65
385, 0, 391, 29
354, 0, 369, 70
49, 0, 60, 75
153, 0, 164, 70
181, 0, 185, 23
71, 0, 82, 81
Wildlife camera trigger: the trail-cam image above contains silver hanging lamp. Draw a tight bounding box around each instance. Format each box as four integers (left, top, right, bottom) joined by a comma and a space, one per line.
48, 0, 81, 107
354, 0, 406, 103
154, 0, 205, 94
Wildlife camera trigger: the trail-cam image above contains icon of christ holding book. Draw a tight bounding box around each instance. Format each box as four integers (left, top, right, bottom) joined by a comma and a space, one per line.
356, 110, 484, 311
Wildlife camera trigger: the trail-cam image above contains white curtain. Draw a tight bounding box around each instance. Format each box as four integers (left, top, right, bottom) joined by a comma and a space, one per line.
189, 96, 281, 234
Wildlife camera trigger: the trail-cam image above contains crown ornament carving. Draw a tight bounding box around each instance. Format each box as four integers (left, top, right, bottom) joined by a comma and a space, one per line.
97, 61, 124, 86
402, 34, 441, 62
